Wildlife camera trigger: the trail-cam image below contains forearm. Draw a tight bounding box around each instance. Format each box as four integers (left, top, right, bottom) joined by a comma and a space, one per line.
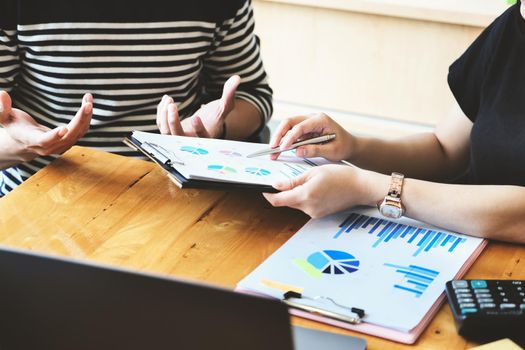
350, 132, 464, 181
223, 99, 263, 140
362, 171, 525, 243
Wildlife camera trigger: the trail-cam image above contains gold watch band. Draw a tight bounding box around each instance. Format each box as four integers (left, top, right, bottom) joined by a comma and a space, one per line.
387, 172, 404, 199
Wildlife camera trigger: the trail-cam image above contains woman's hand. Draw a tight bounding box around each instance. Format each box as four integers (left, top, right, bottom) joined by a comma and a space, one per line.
269, 113, 356, 161
0, 91, 93, 162
263, 164, 386, 218
156, 75, 241, 138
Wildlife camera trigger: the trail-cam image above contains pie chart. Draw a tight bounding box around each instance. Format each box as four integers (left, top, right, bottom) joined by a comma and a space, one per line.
306, 250, 360, 275
208, 164, 237, 175
219, 150, 242, 157
245, 167, 271, 176
180, 145, 208, 155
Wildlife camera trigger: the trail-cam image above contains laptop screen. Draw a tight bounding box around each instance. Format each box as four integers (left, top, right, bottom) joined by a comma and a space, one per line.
0, 247, 294, 350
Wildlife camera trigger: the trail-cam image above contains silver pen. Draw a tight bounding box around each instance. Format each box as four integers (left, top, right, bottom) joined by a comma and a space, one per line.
246, 133, 336, 158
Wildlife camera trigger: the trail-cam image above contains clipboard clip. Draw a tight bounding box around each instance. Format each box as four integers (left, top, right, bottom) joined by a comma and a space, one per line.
282, 291, 365, 325
141, 142, 185, 167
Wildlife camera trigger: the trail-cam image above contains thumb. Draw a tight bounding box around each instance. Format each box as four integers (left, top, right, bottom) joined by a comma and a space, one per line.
82, 93, 94, 117
83, 92, 93, 104
273, 172, 309, 191
0, 90, 13, 124
220, 75, 241, 111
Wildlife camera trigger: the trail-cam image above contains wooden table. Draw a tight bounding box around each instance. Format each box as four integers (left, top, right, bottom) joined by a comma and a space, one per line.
1, 146, 524, 349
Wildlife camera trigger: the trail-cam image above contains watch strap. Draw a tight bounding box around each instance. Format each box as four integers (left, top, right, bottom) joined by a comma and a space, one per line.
387, 172, 404, 199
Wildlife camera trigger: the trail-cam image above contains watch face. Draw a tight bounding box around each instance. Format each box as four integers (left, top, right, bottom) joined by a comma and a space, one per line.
380, 205, 402, 219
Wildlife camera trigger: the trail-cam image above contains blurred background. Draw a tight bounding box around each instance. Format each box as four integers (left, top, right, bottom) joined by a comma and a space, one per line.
252, 0, 515, 137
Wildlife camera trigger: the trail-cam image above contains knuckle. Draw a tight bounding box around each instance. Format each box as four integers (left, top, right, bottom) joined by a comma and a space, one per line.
291, 124, 303, 135
38, 149, 52, 156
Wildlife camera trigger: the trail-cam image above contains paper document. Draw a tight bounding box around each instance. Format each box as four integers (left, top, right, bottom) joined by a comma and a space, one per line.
131, 131, 331, 186
237, 207, 485, 333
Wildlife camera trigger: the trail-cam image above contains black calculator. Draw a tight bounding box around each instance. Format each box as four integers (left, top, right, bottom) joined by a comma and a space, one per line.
445, 280, 525, 342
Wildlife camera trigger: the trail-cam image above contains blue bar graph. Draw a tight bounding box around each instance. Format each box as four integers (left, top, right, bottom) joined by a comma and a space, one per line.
384, 263, 439, 297
334, 213, 467, 257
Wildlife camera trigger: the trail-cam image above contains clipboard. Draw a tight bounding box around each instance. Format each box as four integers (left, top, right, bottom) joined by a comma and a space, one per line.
123, 135, 278, 192
239, 240, 487, 344
236, 207, 488, 344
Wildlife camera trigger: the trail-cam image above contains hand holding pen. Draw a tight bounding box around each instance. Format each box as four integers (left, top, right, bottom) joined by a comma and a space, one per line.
267, 113, 356, 161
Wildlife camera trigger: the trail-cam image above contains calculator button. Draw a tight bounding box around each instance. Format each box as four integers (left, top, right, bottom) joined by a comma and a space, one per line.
476, 298, 494, 303
479, 303, 496, 309
459, 303, 476, 308
461, 308, 478, 314
500, 303, 516, 309
454, 288, 472, 294
456, 292, 473, 298
452, 280, 469, 289
476, 293, 492, 299
471, 280, 488, 289
473, 289, 490, 294
520, 304, 525, 310
457, 298, 474, 303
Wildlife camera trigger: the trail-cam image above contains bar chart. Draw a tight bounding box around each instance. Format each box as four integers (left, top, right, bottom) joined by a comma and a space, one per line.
383, 263, 439, 297
333, 213, 467, 257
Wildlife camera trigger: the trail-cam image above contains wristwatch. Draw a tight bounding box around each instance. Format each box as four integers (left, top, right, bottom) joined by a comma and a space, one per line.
377, 172, 405, 219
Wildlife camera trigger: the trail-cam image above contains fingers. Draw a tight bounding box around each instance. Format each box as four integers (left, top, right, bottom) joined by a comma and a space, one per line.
263, 173, 309, 207
220, 75, 241, 113
191, 116, 211, 138
263, 185, 304, 208
273, 172, 308, 191
0, 90, 13, 124
36, 126, 68, 147
295, 144, 323, 158
269, 116, 310, 160
270, 116, 308, 148
156, 95, 183, 136
279, 117, 323, 150
157, 95, 173, 135
83, 93, 93, 104
64, 93, 93, 141
167, 102, 184, 135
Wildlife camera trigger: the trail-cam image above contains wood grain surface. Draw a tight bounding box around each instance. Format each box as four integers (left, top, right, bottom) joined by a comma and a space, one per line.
1, 146, 523, 349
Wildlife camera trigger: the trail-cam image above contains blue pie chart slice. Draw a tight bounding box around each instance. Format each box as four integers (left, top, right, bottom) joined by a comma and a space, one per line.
306, 250, 360, 275
180, 146, 208, 155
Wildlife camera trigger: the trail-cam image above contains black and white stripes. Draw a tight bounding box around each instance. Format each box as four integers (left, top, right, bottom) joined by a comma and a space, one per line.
0, 0, 272, 196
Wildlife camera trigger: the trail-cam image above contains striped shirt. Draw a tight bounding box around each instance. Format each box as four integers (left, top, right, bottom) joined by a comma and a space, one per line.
0, 0, 272, 196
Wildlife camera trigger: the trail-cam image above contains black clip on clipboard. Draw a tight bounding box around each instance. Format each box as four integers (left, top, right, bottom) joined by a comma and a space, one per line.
282, 291, 365, 325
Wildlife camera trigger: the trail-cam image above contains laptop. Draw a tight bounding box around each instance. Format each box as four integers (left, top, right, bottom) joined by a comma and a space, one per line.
0, 247, 366, 350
